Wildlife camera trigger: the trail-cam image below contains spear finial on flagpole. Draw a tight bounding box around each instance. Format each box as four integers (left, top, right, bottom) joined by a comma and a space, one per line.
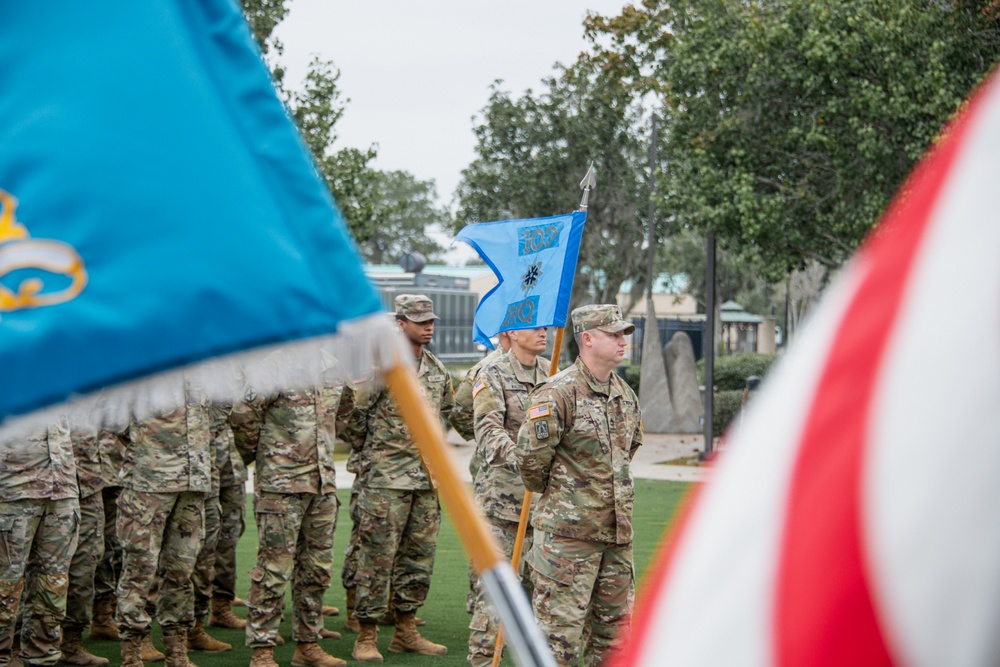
579, 162, 597, 211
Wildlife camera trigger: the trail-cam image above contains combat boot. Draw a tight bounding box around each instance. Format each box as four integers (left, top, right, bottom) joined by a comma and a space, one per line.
290, 642, 346, 667
388, 611, 446, 656
321, 606, 339, 617
249, 647, 278, 667
231, 596, 247, 607
351, 624, 382, 664
187, 618, 231, 653
59, 627, 110, 666
208, 597, 246, 629
140, 633, 165, 662
88, 595, 120, 641
319, 628, 341, 640
120, 634, 143, 667
343, 589, 359, 634
161, 630, 198, 667
377, 607, 425, 627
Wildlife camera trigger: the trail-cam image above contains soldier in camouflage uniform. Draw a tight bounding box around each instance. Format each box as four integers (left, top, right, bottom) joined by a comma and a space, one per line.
207, 410, 248, 631
0, 420, 80, 667
61, 427, 126, 666
350, 295, 455, 663
515, 305, 643, 667
233, 355, 352, 667
338, 386, 365, 634
186, 403, 238, 653
116, 384, 212, 667
467, 327, 550, 666
89, 430, 125, 643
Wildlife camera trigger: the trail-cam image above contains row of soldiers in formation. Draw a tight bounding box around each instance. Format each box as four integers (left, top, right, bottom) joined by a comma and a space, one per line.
0, 294, 643, 667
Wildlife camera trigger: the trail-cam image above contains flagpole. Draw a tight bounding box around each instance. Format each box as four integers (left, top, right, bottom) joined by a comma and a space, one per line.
492, 166, 596, 665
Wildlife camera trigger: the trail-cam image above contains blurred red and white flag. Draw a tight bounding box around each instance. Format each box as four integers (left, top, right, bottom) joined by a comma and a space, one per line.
615, 69, 1000, 667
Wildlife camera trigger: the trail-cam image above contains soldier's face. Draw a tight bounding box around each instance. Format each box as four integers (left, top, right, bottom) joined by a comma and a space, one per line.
399, 317, 434, 346
511, 327, 547, 356
586, 329, 627, 364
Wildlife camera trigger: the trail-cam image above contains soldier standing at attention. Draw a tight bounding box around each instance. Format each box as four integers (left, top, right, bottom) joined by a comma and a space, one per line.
350, 294, 455, 663
467, 327, 550, 666
0, 420, 80, 667
234, 354, 350, 667
515, 305, 643, 667
115, 382, 212, 667
88, 429, 126, 644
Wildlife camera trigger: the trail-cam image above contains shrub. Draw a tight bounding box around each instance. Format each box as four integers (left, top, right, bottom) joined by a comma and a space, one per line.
617, 364, 642, 395
699, 353, 777, 391
713, 390, 744, 437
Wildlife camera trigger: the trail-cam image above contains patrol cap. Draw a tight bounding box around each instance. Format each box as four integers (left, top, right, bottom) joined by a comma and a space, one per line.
395, 294, 438, 322
571, 304, 635, 336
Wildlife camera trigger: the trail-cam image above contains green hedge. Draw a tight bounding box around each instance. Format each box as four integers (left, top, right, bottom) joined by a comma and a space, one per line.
699, 352, 777, 391
712, 390, 744, 437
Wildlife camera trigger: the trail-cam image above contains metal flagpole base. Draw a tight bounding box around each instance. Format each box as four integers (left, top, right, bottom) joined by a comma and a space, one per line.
481, 562, 556, 667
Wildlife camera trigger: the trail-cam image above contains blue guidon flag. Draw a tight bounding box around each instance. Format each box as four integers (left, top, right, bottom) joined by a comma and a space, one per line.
0, 1, 396, 437
455, 211, 586, 348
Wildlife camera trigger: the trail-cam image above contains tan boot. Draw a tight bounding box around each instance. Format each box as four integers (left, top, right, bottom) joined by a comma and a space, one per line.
231, 596, 247, 608
249, 647, 278, 667
60, 627, 110, 666
321, 606, 339, 617
290, 642, 346, 667
343, 589, 359, 634
89, 596, 120, 641
140, 634, 165, 662
187, 618, 231, 653
209, 597, 246, 630
319, 628, 341, 640
120, 634, 143, 667
161, 631, 198, 667
351, 623, 382, 664
388, 611, 446, 656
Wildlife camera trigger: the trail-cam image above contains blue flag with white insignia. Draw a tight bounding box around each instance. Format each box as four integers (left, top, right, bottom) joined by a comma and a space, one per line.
455, 211, 586, 348
0, 1, 393, 431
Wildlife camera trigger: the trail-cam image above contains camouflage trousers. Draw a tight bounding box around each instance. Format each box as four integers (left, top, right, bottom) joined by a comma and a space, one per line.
339, 486, 360, 591
93, 486, 121, 603
212, 483, 245, 602
0, 498, 80, 667
531, 531, 634, 667
114, 489, 205, 636
354, 488, 440, 623
245, 491, 338, 648
63, 491, 105, 631
191, 490, 221, 618
467, 518, 533, 667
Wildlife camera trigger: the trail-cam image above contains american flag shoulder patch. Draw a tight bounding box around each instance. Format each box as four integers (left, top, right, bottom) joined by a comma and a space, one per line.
528, 404, 550, 420
472, 379, 486, 398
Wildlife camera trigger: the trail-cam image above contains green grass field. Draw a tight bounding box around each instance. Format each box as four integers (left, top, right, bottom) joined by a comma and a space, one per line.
85, 479, 691, 666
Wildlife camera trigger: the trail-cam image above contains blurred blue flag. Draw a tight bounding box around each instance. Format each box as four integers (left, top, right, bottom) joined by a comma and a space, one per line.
455, 211, 586, 348
0, 1, 389, 427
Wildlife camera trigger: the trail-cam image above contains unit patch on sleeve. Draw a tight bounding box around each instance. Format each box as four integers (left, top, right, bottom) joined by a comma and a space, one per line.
534, 419, 550, 440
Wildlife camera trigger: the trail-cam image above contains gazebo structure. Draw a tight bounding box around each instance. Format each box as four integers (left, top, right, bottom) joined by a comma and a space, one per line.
720, 300, 765, 354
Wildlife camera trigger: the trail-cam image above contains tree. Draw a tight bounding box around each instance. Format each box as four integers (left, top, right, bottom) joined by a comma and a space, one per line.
455, 58, 650, 306
362, 171, 449, 265
586, 0, 1000, 276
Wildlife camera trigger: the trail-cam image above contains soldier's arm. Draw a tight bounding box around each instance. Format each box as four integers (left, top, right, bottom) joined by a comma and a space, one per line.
228, 399, 263, 465
343, 378, 377, 452
515, 388, 565, 493
450, 371, 477, 441
440, 370, 457, 430
630, 411, 645, 460
473, 368, 517, 471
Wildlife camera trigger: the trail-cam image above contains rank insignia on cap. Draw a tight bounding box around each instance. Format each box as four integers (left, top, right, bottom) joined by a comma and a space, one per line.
534, 420, 550, 440
472, 379, 486, 398
528, 405, 550, 420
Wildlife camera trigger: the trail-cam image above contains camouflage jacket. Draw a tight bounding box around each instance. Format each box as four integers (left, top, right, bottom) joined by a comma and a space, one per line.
515, 357, 643, 545
233, 383, 349, 495
452, 348, 504, 442
71, 428, 126, 497
208, 403, 246, 490
0, 419, 79, 502
351, 348, 455, 491
472, 350, 550, 522
123, 393, 213, 493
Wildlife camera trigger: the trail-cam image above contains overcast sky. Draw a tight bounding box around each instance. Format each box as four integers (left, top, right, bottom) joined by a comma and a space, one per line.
276, 0, 631, 211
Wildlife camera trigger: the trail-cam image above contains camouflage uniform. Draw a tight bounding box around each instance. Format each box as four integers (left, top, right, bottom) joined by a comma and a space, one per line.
234, 380, 347, 649
0, 420, 80, 667
351, 350, 455, 625
212, 415, 246, 604
92, 431, 125, 627
515, 307, 643, 667
191, 403, 241, 618
115, 391, 212, 640
64, 429, 124, 633
338, 387, 364, 595
467, 350, 549, 666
